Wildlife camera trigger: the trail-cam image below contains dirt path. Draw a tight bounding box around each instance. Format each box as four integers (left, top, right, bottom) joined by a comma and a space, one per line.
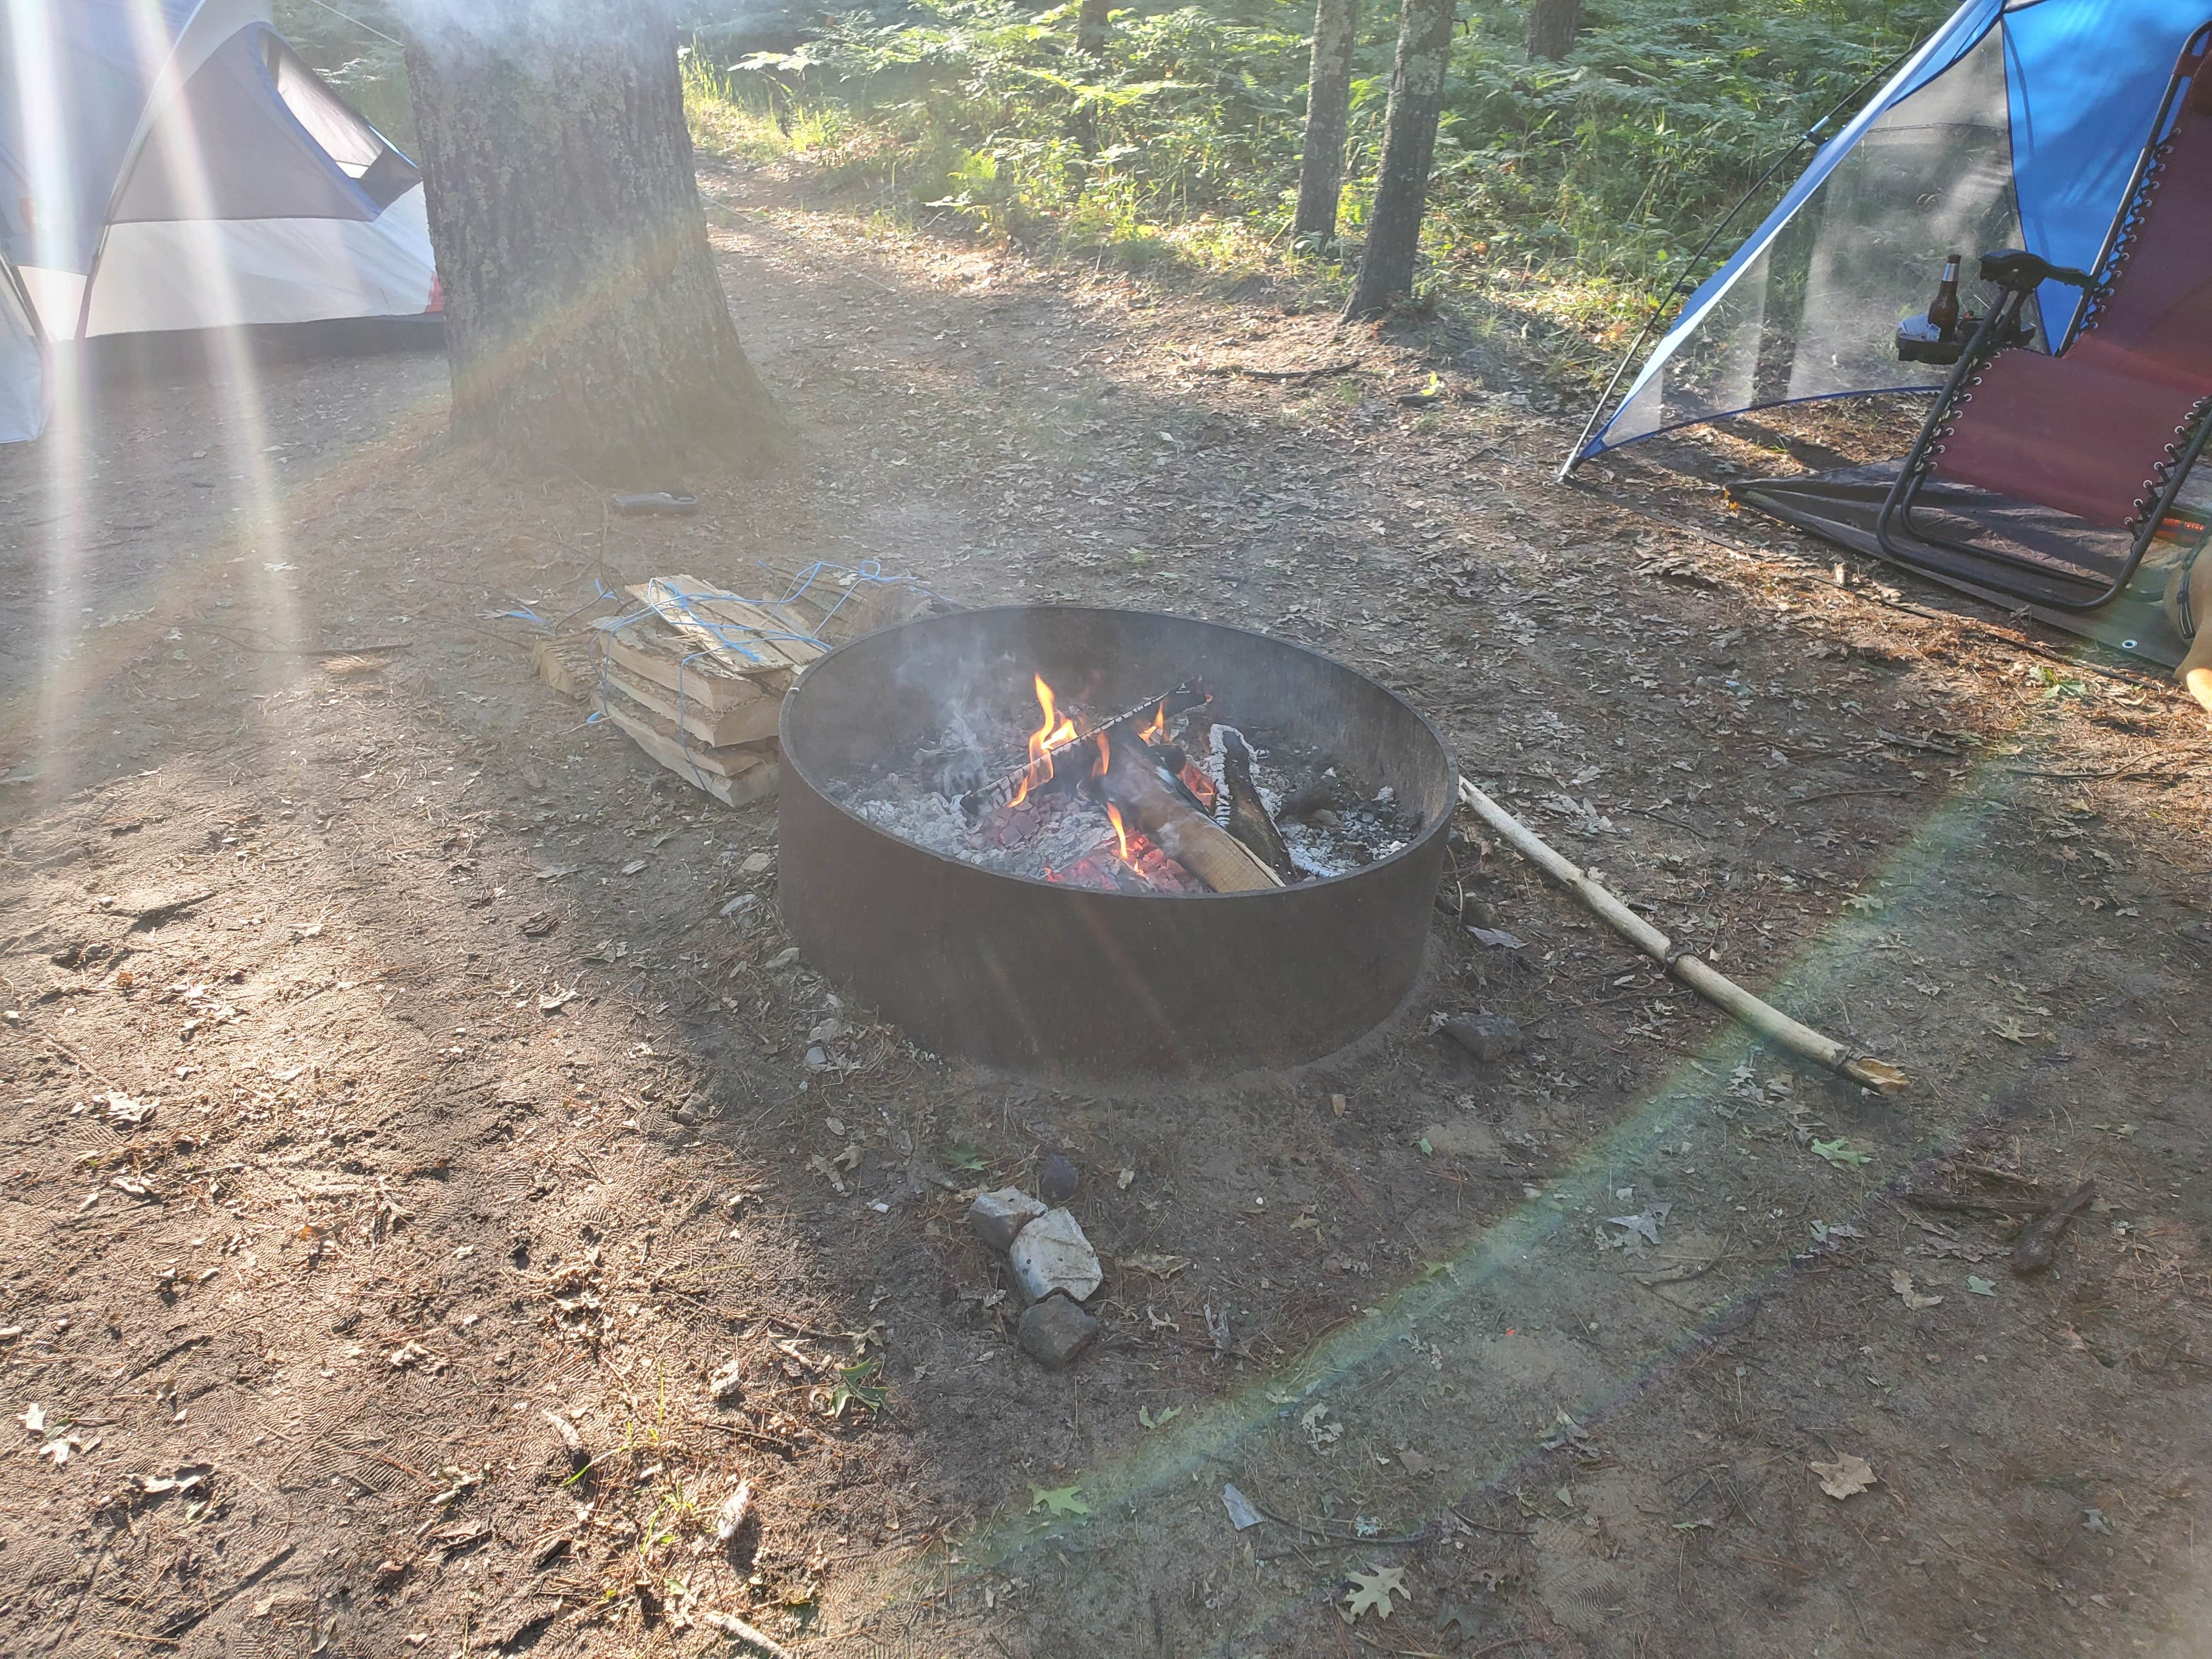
2, 155, 2208, 1659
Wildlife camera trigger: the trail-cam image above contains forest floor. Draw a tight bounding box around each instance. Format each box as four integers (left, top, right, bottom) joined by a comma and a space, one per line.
3, 151, 2211, 1659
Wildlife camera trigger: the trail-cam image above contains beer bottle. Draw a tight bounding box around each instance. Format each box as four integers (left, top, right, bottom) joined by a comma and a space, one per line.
1927, 253, 1962, 340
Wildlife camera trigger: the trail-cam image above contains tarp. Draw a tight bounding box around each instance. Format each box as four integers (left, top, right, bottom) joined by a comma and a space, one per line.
1578, 0, 2212, 460
0, 0, 436, 443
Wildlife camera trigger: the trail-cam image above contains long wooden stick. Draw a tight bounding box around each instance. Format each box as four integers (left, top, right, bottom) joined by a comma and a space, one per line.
1456, 778, 1906, 1093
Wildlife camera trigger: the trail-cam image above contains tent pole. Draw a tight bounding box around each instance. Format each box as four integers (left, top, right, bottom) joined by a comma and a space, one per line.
1556, 48, 1921, 483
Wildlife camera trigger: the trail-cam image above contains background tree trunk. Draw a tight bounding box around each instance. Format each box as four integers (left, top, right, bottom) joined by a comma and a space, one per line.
1341, 0, 1455, 319
1070, 0, 1114, 154
1525, 0, 1582, 61
1076, 0, 1113, 59
400, 7, 777, 482
1293, 0, 1362, 240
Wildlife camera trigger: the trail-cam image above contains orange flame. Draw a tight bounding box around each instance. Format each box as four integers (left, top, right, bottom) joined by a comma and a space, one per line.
1139, 701, 1167, 743
1105, 802, 1132, 863
1093, 730, 1111, 777
1011, 674, 1080, 807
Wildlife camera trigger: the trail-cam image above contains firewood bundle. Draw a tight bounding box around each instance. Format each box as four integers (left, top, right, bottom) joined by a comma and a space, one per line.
532, 563, 932, 806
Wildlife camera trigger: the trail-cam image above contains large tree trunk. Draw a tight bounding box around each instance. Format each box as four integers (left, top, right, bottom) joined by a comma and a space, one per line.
1525, 0, 1582, 61
399, 5, 777, 482
1341, 0, 1455, 320
1293, 0, 1362, 240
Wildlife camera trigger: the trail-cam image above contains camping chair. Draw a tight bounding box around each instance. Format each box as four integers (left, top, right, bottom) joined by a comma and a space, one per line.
1876, 22, 2212, 611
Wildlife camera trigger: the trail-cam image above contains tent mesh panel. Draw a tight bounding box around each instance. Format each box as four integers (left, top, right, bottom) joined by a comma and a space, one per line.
1604, 28, 2033, 447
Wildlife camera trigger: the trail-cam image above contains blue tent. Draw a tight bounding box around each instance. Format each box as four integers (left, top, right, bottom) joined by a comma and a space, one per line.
1571, 0, 2211, 463
0, 1, 437, 444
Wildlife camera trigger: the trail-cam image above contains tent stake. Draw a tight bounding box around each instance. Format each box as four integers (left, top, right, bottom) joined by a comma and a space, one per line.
1455, 778, 1906, 1094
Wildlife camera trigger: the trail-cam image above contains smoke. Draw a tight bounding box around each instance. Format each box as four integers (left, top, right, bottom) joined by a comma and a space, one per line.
385, 0, 679, 49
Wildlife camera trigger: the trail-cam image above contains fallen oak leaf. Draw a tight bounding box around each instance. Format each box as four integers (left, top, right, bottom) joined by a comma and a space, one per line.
1810, 1452, 1877, 1499
1812, 1138, 1871, 1168
1344, 1564, 1408, 1621
1029, 1483, 1091, 1517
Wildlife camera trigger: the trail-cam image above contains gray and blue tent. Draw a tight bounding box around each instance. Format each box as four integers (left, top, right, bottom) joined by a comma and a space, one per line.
1571, 0, 2209, 462
0, 0, 438, 444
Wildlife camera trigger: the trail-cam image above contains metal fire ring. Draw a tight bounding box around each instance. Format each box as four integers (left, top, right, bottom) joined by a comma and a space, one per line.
777, 606, 1459, 1077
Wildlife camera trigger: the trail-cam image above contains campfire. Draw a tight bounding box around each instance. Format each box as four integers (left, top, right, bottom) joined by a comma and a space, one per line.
778, 605, 1456, 1075
841, 668, 1420, 895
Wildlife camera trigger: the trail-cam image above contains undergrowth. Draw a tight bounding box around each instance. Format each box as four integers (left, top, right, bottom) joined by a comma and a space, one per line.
684, 0, 1950, 356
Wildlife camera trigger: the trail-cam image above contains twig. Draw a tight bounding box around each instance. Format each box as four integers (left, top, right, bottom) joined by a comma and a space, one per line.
1456, 778, 1907, 1093
2012, 1181, 2096, 1275
1246, 1493, 1430, 1547
157, 1544, 296, 1640
1787, 786, 1921, 805
1195, 359, 1363, 383
1446, 1507, 1536, 1537
701, 1610, 791, 1657
1955, 1161, 2042, 1189
698, 1420, 803, 1459
1897, 1189, 2047, 1218
28, 1029, 133, 1092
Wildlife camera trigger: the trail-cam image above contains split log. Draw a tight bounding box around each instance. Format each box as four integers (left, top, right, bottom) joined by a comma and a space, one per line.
1104, 738, 1283, 894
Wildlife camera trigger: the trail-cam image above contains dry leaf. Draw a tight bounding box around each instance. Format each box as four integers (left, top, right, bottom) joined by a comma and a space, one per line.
1810, 1452, 1877, 1499
1891, 1268, 1943, 1310
1344, 1564, 1408, 1621
1118, 1251, 1190, 1278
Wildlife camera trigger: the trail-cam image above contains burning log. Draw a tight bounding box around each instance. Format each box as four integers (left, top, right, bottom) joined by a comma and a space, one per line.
1204, 725, 1300, 883
1099, 731, 1284, 893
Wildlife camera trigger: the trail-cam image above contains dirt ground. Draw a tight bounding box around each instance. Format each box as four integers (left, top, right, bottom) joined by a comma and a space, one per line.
4, 153, 2211, 1659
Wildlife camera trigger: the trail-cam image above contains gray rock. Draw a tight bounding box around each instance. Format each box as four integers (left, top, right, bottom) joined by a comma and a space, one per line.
1007, 1207, 1103, 1303
1018, 1293, 1098, 1369
966, 1188, 1046, 1251
1039, 1151, 1079, 1205
1443, 1012, 1525, 1064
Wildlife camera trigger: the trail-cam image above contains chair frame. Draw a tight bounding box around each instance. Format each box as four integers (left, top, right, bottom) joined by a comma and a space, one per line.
1875, 24, 2212, 611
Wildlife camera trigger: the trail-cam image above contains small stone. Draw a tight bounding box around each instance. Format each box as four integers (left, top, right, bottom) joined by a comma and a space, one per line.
708, 1358, 744, 1402
1018, 1293, 1098, 1369
966, 1188, 1046, 1251
1039, 1151, 1079, 1205
1442, 1012, 1524, 1064
1008, 1207, 1103, 1304
741, 851, 774, 874
1309, 809, 1342, 831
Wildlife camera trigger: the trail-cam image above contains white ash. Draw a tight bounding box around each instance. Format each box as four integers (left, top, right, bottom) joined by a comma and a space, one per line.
833, 712, 1419, 891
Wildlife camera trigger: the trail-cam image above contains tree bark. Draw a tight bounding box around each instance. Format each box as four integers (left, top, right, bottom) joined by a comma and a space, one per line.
1525, 0, 1581, 61
1293, 0, 1362, 240
1076, 0, 1113, 60
1341, 0, 1454, 320
399, 5, 777, 482
1069, 0, 1114, 155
